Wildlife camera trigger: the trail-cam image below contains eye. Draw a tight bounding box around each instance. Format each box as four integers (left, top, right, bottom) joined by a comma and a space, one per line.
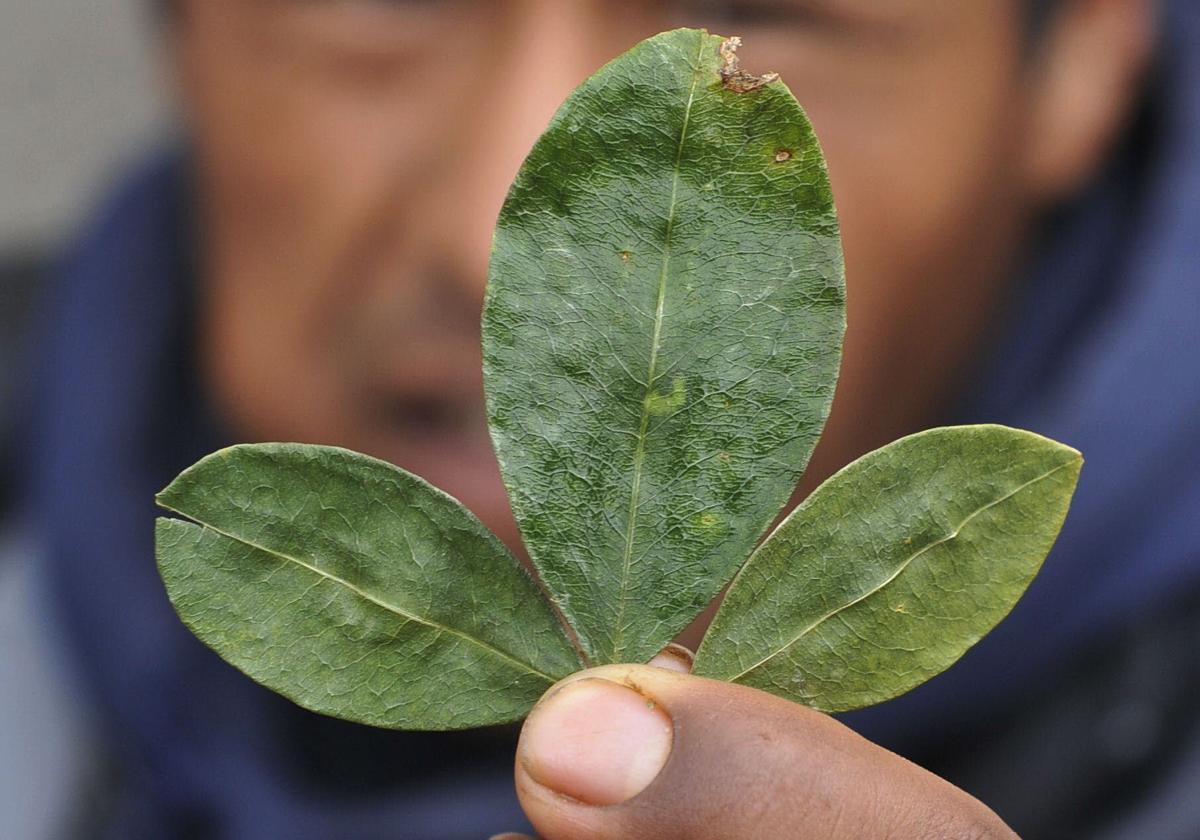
300, 0, 462, 27
337, 0, 459, 14
672, 0, 827, 27
283, 0, 469, 59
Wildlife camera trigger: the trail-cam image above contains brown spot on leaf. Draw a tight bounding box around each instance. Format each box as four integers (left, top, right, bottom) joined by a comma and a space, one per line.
719, 36, 779, 94
619, 250, 633, 263
775, 149, 793, 163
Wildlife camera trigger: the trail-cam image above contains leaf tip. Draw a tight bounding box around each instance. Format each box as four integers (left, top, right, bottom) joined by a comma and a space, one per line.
1042, 436, 1085, 478
719, 35, 779, 93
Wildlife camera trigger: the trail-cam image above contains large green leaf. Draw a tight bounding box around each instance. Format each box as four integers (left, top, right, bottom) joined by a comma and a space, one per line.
155, 444, 582, 730
483, 28, 845, 665
693, 425, 1082, 712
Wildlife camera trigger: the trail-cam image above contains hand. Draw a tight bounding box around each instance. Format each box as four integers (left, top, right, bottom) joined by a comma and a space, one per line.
492, 650, 1016, 840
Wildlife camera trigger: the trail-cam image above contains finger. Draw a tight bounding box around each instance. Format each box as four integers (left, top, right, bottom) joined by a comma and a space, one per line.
647, 643, 694, 674
515, 664, 1016, 840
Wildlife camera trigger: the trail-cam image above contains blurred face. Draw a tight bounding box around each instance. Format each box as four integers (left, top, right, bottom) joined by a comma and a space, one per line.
173, 0, 1143, 550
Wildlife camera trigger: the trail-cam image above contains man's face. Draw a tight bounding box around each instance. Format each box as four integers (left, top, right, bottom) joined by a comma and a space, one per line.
177, 1, 1053, 549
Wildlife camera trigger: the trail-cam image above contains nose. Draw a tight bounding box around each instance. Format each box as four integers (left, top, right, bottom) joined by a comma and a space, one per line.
426, 1, 647, 302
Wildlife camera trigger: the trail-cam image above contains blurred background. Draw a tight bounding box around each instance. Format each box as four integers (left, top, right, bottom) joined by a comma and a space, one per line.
1, 2, 159, 446
1, 4, 164, 839
0, 0, 165, 509
2, 2, 1197, 839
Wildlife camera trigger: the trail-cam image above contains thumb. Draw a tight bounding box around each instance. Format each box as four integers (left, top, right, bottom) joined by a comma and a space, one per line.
513, 662, 1015, 840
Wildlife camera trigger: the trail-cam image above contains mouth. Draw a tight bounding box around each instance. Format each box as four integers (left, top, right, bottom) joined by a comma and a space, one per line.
362, 336, 487, 438
380, 391, 480, 438
349, 338, 521, 547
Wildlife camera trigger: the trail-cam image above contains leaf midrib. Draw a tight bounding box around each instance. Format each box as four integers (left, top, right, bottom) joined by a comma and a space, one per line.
729, 460, 1076, 682
610, 33, 710, 661
159, 506, 557, 684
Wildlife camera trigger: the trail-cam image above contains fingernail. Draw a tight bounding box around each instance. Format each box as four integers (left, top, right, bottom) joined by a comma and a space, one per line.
520, 678, 673, 805
649, 643, 695, 674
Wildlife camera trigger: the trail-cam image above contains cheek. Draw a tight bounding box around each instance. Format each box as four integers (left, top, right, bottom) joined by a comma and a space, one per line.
796, 54, 1028, 364
181, 7, 500, 436
833, 81, 1019, 268
825, 99, 1025, 440
186, 29, 484, 260
828, 108, 1024, 318
750, 4, 1029, 324
763, 16, 1033, 474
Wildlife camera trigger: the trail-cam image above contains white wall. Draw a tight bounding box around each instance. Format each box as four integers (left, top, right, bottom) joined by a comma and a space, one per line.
0, 0, 168, 252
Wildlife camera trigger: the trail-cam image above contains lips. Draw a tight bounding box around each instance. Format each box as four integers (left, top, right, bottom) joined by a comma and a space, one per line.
351, 318, 480, 423
355, 334, 508, 510
380, 407, 522, 553
337, 315, 521, 545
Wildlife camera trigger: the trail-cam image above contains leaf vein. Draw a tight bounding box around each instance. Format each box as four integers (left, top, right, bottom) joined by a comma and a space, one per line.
610, 33, 709, 660
160, 508, 557, 684
728, 461, 1075, 682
